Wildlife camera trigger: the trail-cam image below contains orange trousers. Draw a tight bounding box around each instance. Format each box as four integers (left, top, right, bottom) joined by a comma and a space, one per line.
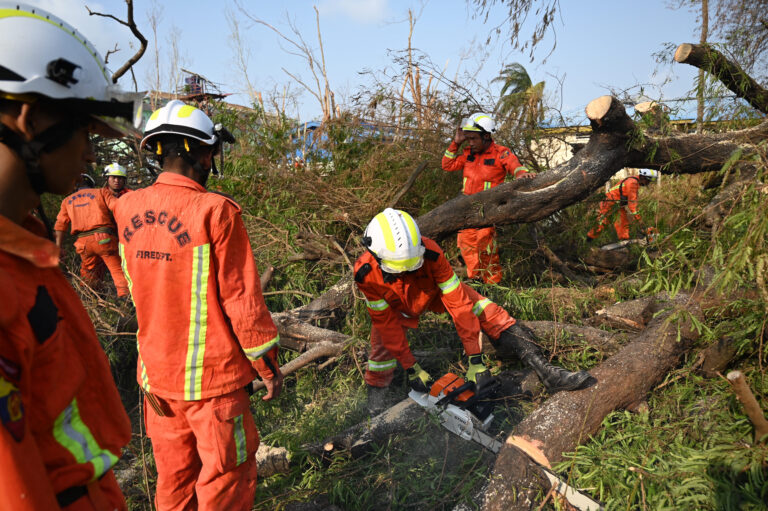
74, 232, 129, 297
145, 388, 260, 511
61, 470, 126, 511
457, 227, 502, 284
365, 284, 515, 387
587, 202, 631, 240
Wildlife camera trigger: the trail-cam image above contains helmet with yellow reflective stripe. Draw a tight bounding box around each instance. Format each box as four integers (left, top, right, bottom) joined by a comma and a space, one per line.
141, 100, 218, 152
638, 168, 659, 181
363, 208, 425, 274
0, 2, 143, 137
103, 162, 127, 177
462, 113, 495, 134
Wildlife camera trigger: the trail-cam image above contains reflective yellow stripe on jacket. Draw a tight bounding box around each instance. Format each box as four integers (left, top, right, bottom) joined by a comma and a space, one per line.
185, 244, 210, 401
53, 398, 118, 481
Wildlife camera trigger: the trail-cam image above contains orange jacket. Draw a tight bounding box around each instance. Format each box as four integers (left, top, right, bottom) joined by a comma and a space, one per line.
101, 186, 131, 213
604, 176, 642, 222
355, 237, 493, 369
442, 140, 527, 195
54, 187, 114, 235
114, 172, 280, 401
0, 214, 131, 510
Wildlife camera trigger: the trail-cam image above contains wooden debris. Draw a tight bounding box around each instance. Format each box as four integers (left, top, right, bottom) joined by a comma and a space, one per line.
726, 370, 768, 444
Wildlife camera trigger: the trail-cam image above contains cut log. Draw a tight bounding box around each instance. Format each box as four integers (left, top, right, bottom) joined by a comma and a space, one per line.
675, 43, 768, 114
726, 370, 768, 443
482, 292, 703, 510
590, 295, 655, 331
694, 337, 738, 377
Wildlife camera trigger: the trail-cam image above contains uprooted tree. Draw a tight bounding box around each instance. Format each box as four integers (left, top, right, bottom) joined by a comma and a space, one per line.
255, 42, 767, 507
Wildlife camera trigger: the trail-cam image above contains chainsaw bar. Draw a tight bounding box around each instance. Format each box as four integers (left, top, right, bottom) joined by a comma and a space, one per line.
408, 386, 604, 511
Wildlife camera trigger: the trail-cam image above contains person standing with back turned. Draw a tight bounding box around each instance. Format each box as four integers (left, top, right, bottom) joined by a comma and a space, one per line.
113, 100, 283, 511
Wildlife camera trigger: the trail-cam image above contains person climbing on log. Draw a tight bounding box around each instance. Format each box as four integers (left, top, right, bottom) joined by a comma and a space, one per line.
587, 168, 658, 243
354, 208, 592, 413
0, 3, 143, 508
442, 113, 535, 284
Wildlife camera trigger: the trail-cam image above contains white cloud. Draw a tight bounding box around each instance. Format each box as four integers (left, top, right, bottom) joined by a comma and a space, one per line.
317, 0, 389, 24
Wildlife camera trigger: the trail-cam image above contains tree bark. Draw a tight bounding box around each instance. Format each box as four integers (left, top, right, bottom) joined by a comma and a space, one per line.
482, 292, 703, 510
675, 43, 768, 114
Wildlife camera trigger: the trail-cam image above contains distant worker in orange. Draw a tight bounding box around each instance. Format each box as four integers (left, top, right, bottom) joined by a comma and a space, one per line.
113, 100, 282, 511
100, 162, 131, 211
442, 113, 535, 284
54, 168, 129, 297
587, 169, 658, 243
356, 208, 592, 412
0, 3, 143, 509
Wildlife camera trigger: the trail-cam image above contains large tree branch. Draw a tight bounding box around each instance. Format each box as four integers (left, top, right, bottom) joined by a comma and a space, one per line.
674, 43, 768, 114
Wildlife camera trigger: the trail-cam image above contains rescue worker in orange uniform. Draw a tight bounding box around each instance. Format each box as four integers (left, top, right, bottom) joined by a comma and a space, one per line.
587, 169, 658, 242
0, 3, 144, 509
54, 169, 129, 297
113, 100, 283, 511
442, 113, 535, 284
355, 209, 591, 409
100, 162, 131, 211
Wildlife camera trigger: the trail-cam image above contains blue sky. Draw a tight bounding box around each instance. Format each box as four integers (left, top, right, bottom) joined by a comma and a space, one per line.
37, 0, 702, 123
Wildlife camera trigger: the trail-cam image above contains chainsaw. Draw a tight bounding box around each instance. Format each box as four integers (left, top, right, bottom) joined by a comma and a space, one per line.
408, 372, 604, 511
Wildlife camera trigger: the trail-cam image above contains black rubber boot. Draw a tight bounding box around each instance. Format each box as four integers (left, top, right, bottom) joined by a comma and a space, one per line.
493, 324, 593, 392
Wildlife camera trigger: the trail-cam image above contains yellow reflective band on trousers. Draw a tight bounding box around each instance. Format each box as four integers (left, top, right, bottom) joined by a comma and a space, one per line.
368, 359, 397, 371
462, 177, 467, 193
243, 335, 280, 361
120, 243, 150, 391
472, 298, 491, 316
438, 273, 460, 294
53, 398, 118, 481
366, 298, 389, 311
233, 415, 247, 466
483, 181, 492, 190
185, 244, 211, 401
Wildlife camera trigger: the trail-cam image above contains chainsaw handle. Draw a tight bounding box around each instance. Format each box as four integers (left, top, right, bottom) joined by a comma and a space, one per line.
435, 381, 475, 408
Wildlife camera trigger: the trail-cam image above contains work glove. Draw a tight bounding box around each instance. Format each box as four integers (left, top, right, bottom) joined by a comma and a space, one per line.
465, 355, 493, 390
407, 362, 433, 393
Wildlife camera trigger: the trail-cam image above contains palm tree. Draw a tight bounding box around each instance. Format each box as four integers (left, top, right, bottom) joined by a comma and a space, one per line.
492, 63, 545, 134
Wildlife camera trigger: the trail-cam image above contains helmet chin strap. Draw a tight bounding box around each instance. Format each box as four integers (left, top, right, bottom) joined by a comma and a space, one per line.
0, 118, 85, 195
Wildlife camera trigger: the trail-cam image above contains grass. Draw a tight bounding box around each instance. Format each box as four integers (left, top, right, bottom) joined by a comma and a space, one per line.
46, 117, 768, 510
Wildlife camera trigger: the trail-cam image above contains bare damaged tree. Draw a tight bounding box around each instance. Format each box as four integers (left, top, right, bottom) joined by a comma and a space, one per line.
85, 0, 147, 86
236, 2, 337, 123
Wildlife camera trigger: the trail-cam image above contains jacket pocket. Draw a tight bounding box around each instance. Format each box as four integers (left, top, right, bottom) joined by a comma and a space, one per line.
212, 393, 259, 473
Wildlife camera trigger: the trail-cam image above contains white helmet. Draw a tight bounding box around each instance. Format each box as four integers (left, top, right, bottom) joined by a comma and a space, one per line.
0, 2, 143, 137
363, 208, 426, 273
462, 113, 496, 134
141, 100, 217, 153
103, 162, 127, 178
638, 169, 659, 181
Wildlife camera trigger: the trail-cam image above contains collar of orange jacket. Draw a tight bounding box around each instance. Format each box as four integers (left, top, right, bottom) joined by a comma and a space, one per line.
0, 214, 59, 268
156, 171, 207, 192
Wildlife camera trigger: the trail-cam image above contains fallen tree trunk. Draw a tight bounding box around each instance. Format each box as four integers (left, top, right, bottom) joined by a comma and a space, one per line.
482, 292, 703, 510
674, 43, 768, 114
